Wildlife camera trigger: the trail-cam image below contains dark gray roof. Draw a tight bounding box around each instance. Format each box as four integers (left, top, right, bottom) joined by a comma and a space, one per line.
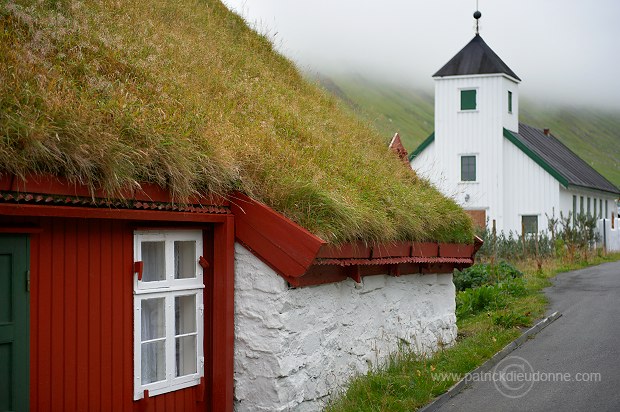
505, 124, 620, 195
434, 35, 521, 81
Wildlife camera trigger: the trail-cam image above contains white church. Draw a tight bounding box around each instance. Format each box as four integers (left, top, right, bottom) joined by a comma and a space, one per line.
409, 14, 620, 235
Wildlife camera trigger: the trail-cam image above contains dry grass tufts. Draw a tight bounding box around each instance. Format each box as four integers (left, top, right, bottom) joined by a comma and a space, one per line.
0, 0, 473, 243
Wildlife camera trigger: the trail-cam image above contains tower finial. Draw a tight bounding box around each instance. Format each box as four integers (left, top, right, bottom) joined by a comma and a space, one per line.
473, 9, 481, 35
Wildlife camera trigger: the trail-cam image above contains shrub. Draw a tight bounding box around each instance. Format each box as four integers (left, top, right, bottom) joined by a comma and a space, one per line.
456, 285, 506, 319
453, 261, 522, 292
455, 278, 527, 320
474, 212, 599, 263
497, 278, 527, 297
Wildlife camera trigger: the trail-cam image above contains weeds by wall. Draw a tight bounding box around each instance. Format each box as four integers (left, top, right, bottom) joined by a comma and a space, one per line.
475, 211, 600, 264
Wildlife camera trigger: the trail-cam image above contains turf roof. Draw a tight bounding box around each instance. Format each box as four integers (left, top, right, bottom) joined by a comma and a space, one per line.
0, 0, 474, 244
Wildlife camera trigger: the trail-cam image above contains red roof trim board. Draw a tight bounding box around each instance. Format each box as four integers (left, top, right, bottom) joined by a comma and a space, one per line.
231, 192, 482, 287
0, 175, 481, 287
229, 192, 326, 277
0, 192, 229, 215
0, 174, 229, 207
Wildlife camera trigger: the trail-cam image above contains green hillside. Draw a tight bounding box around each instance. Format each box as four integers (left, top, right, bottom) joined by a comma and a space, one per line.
316, 75, 620, 188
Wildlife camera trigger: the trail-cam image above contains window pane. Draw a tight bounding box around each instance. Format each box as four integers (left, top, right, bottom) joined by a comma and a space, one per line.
508, 91, 513, 113
175, 241, 196, 279
141, 241, 165, 282
461, 156, 476, 181
175, 295, 196, 335
141, 298, 165, 341
176, 335, 197, 377
142, 340, 166, 384
522, 216, 538, 235
461, 90, 476, 110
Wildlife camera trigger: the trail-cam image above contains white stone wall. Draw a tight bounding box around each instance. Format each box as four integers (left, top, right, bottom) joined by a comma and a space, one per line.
233, 244, 457, 412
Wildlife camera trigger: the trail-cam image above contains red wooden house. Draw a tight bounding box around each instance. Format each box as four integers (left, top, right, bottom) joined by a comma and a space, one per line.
0, 175, 235, 412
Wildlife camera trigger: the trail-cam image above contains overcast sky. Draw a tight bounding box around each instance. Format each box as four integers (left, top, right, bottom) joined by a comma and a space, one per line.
222, 0, 620, 109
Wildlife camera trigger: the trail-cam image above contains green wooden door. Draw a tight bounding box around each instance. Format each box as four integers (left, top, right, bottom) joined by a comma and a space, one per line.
0, 235, 29, 412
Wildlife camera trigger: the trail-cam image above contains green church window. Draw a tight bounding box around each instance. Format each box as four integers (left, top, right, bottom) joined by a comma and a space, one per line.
461, 89, 477, 110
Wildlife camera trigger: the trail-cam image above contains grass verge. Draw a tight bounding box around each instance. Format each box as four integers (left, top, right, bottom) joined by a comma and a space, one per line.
325, 252, 620, 411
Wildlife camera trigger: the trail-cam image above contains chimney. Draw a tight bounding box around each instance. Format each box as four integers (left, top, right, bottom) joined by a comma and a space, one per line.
543, 128, 550, 136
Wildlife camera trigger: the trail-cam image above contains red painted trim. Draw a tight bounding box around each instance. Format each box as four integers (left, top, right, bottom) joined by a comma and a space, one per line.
316, 242, 371, 259
230, 192, 326, 276
0, 174, 229, 206
314, 257, 473, 266
438, 243, 475, 258
210, 216, 235, 412
0, 225, 43, 233
412, 242, 439, 257
287, 260, 471, 287
372, 242, 411, 258
0, 203, 229, 223
231, 193, 482, 287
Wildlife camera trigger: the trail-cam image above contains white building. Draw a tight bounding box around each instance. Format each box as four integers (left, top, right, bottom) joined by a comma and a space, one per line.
410, 28, 620, 235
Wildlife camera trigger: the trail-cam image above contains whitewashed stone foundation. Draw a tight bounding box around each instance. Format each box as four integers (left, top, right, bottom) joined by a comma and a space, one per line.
233, 244, 457, 412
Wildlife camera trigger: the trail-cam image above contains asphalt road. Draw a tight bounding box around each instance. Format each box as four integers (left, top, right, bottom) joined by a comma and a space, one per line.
434, 260, 620, 412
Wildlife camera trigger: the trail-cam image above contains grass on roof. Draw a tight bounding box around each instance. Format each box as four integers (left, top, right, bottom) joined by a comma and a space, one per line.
0, 0, 473, 244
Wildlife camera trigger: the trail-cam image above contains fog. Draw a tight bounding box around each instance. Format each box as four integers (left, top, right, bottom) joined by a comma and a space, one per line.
222, 0, 620, 109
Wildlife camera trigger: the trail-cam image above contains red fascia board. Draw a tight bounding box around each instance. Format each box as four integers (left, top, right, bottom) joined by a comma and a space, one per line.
0, 225, 43, 233
0, 174, 229, 206
372, 242, 412, 258
412, 242, 439, 257
314, 257, 473, 266
229, 192, 326, 276
0, 203, 229, 223
235, 218, 309, 277
438, 243, 475, 258
228, 193, 481, 287
287, 260, 473, 288
316, 242, 372, 259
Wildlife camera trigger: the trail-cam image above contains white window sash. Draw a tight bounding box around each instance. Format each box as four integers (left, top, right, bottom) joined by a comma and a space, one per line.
133, 230, 205, 400
134, 230, 204, 291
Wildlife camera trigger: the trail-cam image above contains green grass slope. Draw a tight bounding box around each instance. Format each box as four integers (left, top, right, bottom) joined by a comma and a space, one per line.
0, 0, 474, 244
317, 75, 620, 188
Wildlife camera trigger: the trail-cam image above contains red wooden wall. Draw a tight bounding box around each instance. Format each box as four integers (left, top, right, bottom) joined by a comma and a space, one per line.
26, 217, 211, 412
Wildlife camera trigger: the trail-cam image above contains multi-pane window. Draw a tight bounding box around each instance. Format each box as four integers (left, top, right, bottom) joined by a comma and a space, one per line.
600, 199, 603, 219
461, 155, 476, 182
133, 230, 204, 400
580, 196, 584, 215
522, 215, 538, 235
508, 91, 513, 113
587, 197, 591, 216
460, 89, 477, 110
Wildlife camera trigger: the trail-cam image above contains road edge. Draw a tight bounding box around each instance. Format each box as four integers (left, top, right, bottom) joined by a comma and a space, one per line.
418, 311, 563, 412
